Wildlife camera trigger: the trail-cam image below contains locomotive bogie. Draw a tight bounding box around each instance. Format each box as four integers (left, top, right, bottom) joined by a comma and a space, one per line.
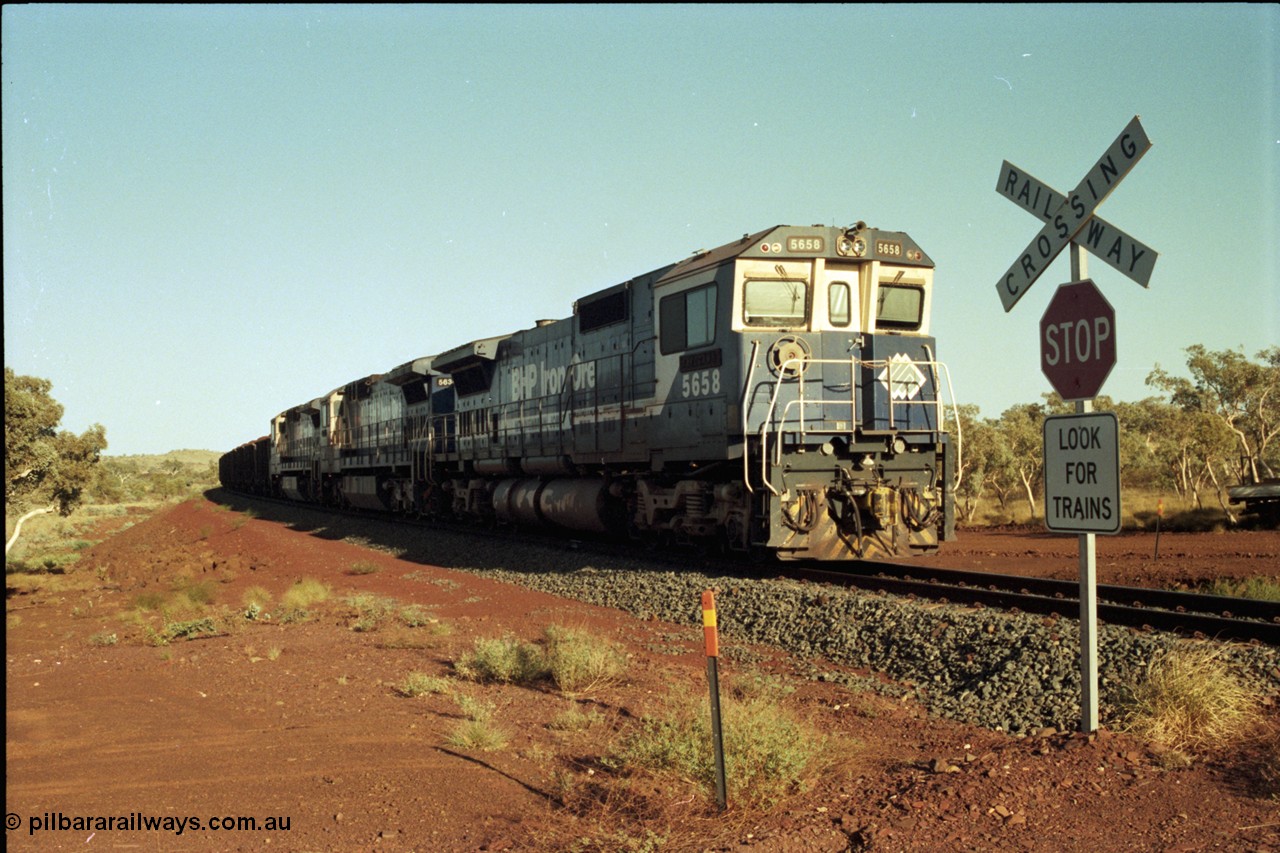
223, 223, 957, 562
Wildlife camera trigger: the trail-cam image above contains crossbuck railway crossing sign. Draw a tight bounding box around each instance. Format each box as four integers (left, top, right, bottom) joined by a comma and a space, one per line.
998, 161, 1158, 289
996, 115, 1153, 312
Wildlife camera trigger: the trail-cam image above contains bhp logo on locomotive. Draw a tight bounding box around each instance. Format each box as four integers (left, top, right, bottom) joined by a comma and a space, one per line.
509, 360, 597, 401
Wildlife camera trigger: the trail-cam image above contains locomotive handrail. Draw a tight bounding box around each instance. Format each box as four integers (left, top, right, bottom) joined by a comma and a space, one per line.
756, 355, 959, 497
741, 340, 762, 494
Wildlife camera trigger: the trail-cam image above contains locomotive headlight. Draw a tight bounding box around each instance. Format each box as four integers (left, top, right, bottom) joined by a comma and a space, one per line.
837, 237, 866, 257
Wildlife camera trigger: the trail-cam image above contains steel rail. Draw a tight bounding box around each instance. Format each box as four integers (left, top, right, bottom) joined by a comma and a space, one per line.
786, 563, 1280, 646
862, 562, 1279, 622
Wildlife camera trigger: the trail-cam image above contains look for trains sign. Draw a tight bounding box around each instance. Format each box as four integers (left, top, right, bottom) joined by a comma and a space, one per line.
1044, 412, 1121, 535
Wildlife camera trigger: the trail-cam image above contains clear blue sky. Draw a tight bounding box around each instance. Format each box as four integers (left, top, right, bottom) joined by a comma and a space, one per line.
4, 4, 1277, 456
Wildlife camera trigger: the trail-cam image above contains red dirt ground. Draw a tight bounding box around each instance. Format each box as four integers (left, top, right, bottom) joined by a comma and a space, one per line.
6, 497, 1278, 851
916, 523, 1280, 590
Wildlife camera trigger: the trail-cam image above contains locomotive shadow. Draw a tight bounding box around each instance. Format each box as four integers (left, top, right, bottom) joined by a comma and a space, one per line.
204, 488, 756, 579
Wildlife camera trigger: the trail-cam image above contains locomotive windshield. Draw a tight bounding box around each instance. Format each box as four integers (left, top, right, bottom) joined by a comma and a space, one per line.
743, 278, 808, 326
875, 283, 924, 330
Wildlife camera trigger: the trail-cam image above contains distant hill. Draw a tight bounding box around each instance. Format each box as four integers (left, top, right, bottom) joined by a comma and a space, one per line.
90, 450, 221, 503
105, 449, 220, 469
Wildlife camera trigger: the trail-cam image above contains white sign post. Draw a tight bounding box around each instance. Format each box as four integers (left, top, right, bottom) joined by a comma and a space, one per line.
1044, 402, 1121, 733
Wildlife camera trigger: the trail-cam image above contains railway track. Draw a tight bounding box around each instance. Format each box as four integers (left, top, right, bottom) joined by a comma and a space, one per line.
215, 490, 1280, 646
787, 561, 1280, 645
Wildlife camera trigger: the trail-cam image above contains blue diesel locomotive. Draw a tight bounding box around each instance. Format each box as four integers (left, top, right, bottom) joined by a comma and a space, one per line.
221, 223, 958, 560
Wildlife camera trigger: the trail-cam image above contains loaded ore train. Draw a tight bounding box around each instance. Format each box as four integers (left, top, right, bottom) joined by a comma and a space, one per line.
220, 223, 958, 560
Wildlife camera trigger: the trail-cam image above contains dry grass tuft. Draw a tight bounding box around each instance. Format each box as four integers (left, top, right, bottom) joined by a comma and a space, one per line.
1120, 642, 1264, 754
396, 672, 451, 698
1202, 576, 1280, 602
445, 689, 509, 752
279, 577, 330, 609
277, 577, 331, 621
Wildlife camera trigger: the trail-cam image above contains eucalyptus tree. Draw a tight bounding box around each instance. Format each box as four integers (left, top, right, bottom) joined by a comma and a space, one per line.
5, 368, 107, 554
1148, 345, 1280, 485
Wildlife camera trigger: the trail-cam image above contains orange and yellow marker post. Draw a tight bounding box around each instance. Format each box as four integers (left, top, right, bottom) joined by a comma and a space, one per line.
1154, 497, 1164, 559
702, 590, 727, 811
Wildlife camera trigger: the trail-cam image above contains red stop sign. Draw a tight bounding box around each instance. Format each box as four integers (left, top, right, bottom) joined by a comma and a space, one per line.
1040, 279, 1116, 401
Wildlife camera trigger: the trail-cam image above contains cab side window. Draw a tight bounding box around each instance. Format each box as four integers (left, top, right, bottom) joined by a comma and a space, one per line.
659, 284, 717, 354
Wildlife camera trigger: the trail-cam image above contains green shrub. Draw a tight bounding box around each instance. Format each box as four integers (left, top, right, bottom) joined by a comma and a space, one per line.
398, 604, 437, 627
611, 693, 826, 807
543, 625, 628, 696
397, 672, 451, 698
345, 592, 397, 632
446, 691, 509, 751
1202, 576, 1280, 602
549, 705, 604, 732
446, 719, 509, 752
161, 617, 219, 642
454, 692, 496, 722
455, 635, 548, 684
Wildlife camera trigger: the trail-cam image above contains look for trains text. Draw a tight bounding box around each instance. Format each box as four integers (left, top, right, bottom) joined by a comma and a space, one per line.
1054, 424, 1112, 520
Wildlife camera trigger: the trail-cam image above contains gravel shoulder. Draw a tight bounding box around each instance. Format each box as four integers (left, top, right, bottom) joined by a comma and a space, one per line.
5, 496, 1278, 851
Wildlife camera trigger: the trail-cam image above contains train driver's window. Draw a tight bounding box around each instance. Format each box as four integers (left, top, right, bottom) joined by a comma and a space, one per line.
875, 284, 924, 331
828, 282, 852, 327
743, 279, 808, 327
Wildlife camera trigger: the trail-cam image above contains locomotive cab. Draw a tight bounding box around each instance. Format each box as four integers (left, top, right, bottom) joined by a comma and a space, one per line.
731, 225, 956, 559
646, 224, 955, 560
